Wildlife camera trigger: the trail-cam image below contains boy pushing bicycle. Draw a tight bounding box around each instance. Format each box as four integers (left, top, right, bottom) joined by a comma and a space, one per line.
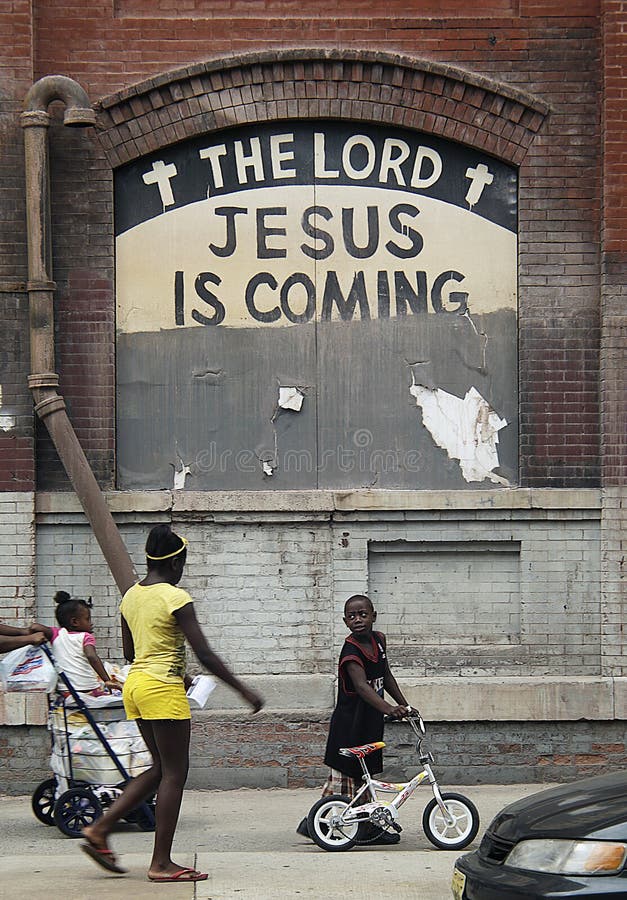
297, 593, 410, 845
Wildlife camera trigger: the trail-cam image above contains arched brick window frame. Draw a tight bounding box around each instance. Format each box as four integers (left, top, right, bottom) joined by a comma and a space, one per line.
96, 50, 548, 167
95, 49, 550, 489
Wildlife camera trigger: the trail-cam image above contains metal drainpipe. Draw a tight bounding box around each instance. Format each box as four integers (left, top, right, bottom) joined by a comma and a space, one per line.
22, 75, 138, 595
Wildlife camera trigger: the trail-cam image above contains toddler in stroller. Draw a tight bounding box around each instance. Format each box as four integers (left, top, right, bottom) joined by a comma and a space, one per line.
34, 591, 120, 698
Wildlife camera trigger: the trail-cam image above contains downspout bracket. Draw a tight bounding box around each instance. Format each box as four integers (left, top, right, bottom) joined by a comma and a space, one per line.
27, 280, 56, 292
21, 110, 51, 128
28, 373, 60, 390
34, 395, 66, 419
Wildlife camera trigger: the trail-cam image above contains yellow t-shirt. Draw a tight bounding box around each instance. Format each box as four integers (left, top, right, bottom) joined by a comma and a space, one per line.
120, 582, 192, 683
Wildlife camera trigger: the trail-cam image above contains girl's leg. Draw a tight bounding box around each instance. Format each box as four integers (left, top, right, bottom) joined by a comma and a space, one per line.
146, 718, 192, 878
82, 718, 162, 849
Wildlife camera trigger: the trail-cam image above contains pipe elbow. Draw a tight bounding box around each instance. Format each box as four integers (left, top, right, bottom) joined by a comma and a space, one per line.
23, 75, 96, 127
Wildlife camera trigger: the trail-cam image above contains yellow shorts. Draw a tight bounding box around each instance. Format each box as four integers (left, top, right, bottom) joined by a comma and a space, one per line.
123, 670, 191, 721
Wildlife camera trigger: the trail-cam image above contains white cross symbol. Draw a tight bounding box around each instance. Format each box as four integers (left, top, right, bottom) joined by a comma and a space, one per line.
142, 160, 178, 207
464, 163, 494, 208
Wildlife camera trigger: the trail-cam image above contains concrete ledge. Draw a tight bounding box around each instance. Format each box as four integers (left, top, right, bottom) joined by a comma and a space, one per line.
3, 675, 623, 725
200, 674, 335, 711
405, 677, 622, 722
612, 679, 627, 719
36, 487, 601, 516
0, 691, 48, 725
198, 675, 627, 722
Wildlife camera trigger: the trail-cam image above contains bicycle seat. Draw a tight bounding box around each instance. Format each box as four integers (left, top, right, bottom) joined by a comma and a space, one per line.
339, 740, 385, 758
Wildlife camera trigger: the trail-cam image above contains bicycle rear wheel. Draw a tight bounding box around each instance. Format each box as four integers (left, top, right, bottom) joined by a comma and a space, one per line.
307, 794, 358, 852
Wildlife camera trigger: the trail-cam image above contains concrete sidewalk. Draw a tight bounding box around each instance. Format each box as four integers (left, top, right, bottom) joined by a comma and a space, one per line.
0, 784, 553, 900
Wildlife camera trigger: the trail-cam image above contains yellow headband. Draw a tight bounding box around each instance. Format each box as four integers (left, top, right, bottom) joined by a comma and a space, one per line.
146, 535, 188, 560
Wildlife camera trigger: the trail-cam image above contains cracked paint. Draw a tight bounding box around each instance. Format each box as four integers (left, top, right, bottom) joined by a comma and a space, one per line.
264, 386, 304, 476
410, 376, 509, 486
192, 367, 224, 385
460, 307, 488, 373
259, 429, 279, 476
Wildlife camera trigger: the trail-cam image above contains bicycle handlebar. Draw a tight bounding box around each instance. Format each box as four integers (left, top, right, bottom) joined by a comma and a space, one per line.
384, 707, 424, 723
383, 710, 426, 740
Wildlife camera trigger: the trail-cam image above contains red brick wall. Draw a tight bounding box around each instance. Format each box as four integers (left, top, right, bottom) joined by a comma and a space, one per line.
601, 0, 626, 487
0, 1, 35, 489
1, 0, 617, 490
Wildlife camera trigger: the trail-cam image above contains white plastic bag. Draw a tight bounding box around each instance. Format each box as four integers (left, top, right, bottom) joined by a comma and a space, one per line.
70, 737, 132, 785
129, 737, 152, 776
0, 644, 57, 692
186, 674, 216, 709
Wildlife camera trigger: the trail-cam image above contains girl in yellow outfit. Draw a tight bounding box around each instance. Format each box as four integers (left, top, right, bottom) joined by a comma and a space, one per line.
81, 524, 263, 883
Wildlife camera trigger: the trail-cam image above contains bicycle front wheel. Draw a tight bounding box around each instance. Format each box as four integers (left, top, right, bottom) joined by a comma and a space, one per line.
422, 792, 480, 850
307, 794, 358, 852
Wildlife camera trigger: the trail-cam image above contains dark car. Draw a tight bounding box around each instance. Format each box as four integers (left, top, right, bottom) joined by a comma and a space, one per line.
452, 772, 627, 900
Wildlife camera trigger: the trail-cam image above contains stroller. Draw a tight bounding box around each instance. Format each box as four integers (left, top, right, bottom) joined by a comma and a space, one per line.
31, 644, 155, 838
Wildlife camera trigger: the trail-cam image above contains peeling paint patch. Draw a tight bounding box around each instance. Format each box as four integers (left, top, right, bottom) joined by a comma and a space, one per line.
172, 448, 192, 489
173, 463, 191, 489
0, 388, 15, 431
278, 386, 304, 412
410, 377, 509, 486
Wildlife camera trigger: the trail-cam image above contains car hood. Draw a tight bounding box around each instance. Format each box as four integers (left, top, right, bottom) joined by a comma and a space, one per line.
489, 773, 627, 843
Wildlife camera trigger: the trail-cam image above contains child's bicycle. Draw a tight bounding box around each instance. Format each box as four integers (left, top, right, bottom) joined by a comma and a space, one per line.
307, 710, 479, 852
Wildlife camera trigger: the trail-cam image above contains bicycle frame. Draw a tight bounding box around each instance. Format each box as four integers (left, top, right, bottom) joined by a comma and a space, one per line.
338, 717, 455, 828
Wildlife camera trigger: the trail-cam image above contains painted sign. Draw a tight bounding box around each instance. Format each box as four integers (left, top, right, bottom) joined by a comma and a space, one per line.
115, 121, 517, 490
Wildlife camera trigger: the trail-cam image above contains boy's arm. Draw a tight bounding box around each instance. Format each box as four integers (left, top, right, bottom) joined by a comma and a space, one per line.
378, 633, 410, 708
344, 660, 407, 719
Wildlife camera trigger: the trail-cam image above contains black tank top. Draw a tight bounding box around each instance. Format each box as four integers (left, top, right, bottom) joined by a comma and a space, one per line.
323, 632, 386, 779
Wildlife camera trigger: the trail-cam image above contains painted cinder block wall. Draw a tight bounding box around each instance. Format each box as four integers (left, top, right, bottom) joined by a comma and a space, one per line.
0, 1, 625, 791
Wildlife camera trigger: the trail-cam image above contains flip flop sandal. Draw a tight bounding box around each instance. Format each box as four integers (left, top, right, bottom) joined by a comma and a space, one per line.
148, 868, 209, 883
80, 840, 127, 874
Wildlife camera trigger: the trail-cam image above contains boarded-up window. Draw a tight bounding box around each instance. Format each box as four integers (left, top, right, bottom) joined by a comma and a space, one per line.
115, 121, 518, 490
369, 541, 522, 674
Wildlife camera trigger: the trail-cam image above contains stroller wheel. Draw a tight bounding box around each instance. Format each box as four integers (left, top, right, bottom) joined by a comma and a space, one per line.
32, 778, 57, 826
53, 787, 103, 838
